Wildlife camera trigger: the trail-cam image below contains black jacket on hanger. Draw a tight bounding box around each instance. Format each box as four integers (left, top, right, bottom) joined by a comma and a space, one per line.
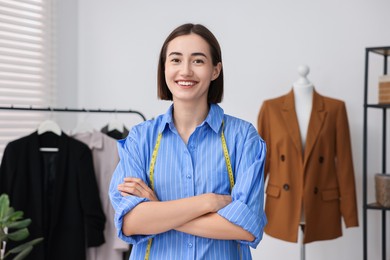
101, 125, 129, 140
0, 132, 105, 260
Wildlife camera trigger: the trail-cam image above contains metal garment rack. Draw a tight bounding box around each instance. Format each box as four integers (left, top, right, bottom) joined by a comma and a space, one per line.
0, 105, 147, 121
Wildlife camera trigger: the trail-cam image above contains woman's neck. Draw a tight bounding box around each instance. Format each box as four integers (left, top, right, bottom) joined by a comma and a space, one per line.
172, 101, 209, 144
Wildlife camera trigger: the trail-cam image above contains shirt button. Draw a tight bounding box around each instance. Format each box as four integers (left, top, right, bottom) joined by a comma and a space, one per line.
188, 242, 193, 248
186, 175, 191, 179
283, 184, 290, 191
280, 155, 285, 161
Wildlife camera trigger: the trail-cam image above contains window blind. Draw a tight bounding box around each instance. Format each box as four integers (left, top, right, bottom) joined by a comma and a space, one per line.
0, 0, 54, 159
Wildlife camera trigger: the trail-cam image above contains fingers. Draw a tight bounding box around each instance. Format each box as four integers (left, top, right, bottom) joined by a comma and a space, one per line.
118, 182, 143, 197
205, 193, 232, 212
118, 177, 159, 201
124, 177, 151, 192
125, 177, 158, 201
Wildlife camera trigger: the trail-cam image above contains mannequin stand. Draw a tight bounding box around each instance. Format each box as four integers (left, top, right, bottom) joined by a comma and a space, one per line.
300, 224, 306, 260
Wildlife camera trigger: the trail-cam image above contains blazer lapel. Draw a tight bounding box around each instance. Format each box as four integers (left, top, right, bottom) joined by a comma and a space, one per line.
281, 90, 303, 159
303, 90, 327, 166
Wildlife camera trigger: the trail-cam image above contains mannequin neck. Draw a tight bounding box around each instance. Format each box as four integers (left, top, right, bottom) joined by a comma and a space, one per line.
293, 84, 314, 100
292, 85, 314, 150
293, 83, 314, 95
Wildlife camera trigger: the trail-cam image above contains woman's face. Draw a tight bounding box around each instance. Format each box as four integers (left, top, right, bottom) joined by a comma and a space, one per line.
164, 33, 221, 104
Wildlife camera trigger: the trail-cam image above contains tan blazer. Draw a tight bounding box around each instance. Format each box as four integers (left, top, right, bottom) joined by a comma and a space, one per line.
257, 90, 358, 243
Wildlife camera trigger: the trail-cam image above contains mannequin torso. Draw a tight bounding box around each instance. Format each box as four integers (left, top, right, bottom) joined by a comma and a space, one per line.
293, 65, 313, 151
293, 65, 314, 226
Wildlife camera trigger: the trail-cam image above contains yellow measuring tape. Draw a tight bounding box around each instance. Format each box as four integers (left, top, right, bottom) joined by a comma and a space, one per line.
144, 121, 234, 260
221, 121, 234, 191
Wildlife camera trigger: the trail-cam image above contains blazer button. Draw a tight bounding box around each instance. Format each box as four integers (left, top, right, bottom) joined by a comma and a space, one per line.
319, 156, 324, 163
314, 187, 319, 194
283, 184, 290, 191
280, 155, 285, 161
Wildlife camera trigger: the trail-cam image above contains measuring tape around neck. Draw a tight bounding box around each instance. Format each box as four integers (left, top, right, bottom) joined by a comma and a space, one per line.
144, 120, 234, 260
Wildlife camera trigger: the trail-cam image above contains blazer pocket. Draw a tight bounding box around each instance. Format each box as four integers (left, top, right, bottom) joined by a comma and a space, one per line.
321, 189, 340, 201
266, 184, 281, 198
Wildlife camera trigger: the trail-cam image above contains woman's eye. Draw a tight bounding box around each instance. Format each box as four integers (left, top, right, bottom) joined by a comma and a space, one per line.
170, 58, 181, 63
193, 59, 204, 64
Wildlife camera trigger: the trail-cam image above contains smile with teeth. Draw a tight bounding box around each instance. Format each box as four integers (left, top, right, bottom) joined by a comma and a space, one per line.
177, 81, 197, 86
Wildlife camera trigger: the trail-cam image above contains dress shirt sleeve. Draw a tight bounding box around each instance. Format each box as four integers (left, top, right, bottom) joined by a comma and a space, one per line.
257, 101, 271, 179
109, 131, 155, 245
217, 124, 267, 249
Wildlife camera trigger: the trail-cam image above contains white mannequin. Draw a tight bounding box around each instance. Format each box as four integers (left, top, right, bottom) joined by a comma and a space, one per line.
292, 65, 313, 260
293, 65, 314, 150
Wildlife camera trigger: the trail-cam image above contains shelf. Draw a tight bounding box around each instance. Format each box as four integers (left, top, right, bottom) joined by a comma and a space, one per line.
366, 202, 390, 210
363, 45, 390, 260
367, 46, 390, 56
366, 104, 390, 108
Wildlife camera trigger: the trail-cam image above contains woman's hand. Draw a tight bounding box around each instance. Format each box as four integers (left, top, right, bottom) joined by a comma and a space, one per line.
202, 193, 232, 212
118, 177, 159, 201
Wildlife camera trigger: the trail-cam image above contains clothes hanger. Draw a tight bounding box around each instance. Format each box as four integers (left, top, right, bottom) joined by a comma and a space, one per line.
72, 110, 95, 134
101, 112, 128, 140
37, 109, 62, 152
37, 119, 62, 136
37, 109, 61, 152
107, 119, 124, 132
107, 111, 125, 132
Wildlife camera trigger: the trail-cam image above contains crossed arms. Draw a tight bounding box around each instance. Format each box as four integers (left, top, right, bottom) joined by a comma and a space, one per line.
118, 177, 254, 241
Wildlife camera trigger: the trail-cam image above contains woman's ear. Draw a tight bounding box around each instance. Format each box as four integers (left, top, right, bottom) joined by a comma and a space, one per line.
211, 62, 222, 81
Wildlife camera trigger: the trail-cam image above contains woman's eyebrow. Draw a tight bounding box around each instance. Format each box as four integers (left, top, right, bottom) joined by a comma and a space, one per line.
168, 52, 182, 56
191, 52, 207, 58
168, 52, 207, 58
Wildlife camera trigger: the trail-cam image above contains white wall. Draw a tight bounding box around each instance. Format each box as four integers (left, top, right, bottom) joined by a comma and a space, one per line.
55, 0, 78, 127
57, 0, 390, 259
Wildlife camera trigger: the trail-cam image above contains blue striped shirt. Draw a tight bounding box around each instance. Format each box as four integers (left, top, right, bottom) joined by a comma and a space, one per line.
109, 104, 267, 260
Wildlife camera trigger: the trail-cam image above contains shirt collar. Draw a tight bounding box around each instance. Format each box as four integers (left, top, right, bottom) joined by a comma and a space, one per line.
205, 104, 224, 134
158, 105, 173, 133
157, 103, 224, 134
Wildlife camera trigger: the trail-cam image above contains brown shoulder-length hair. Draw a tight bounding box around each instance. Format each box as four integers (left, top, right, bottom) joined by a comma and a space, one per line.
157, 23, 224, 103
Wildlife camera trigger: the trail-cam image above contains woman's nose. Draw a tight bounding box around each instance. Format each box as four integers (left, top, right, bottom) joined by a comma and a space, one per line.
180, 62, 193, 76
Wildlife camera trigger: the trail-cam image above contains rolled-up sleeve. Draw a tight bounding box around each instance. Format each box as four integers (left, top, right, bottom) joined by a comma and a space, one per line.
109, 132, 155, 245
217, 125, 267, 248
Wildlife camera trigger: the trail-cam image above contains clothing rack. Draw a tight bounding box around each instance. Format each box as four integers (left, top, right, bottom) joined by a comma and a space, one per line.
0, 105, 147, 121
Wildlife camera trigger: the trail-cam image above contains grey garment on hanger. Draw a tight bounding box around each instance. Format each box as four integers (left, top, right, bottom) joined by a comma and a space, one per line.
72, 130, 129, 260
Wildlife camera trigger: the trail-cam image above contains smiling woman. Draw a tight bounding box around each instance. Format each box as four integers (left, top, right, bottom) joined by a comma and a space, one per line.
109, 23, 267, 260
163, 33, 222, 137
